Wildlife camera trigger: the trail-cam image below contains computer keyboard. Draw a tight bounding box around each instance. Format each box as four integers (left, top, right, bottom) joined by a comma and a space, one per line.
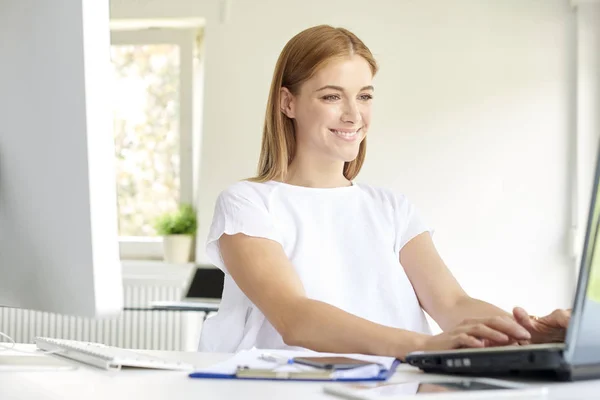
35, 337, 196, 371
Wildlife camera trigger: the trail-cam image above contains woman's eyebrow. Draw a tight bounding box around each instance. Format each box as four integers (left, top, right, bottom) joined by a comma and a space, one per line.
315, 85, 375, 93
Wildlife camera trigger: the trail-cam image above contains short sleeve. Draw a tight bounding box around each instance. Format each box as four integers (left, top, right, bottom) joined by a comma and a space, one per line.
205, 187, 282, 274
393, 194, 433, 254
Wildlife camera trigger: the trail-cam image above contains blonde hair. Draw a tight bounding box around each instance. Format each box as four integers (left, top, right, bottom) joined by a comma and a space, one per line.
249, 25, 378, 183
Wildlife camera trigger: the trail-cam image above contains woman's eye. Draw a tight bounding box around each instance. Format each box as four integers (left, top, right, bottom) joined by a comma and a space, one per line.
322, 94, 341, 101
359, 94, 373, 101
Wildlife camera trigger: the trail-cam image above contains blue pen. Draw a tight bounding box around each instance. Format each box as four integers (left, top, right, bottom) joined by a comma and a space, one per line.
259, 352, 294, 365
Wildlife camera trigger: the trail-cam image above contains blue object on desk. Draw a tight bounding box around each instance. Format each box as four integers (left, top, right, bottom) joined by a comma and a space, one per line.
380, 359, 402, 380
188, 358, 402, 382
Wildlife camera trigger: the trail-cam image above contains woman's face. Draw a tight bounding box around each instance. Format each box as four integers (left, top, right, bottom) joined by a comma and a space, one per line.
281, 55, 374, 163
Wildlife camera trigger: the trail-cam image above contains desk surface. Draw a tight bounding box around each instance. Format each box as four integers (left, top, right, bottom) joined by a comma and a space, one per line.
2, 345, 600, 400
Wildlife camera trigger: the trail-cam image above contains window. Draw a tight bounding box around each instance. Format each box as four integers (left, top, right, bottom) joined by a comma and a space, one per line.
110, 28, 199, 259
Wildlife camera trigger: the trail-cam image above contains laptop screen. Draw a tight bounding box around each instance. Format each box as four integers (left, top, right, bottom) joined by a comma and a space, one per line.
587, 187, 600, 303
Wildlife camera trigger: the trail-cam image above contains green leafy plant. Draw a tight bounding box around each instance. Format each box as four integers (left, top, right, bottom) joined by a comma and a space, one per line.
154, 203, 197, 236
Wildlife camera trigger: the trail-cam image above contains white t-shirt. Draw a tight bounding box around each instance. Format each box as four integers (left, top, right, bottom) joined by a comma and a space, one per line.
198, 180, 432, 352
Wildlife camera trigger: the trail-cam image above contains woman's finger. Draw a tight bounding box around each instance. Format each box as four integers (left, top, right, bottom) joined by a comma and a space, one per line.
454, 333, 485, 349
467, 323, 510, 344
483, 316, 531, 340
513, 307, 535, 331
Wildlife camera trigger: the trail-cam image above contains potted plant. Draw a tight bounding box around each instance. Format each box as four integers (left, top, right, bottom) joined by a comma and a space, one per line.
154, 203, 197, 264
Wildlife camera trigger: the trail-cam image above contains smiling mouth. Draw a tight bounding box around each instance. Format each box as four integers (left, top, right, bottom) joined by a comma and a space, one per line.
329, 128, 362, 140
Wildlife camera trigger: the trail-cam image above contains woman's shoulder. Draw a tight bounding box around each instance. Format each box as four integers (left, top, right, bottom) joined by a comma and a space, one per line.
355, 183, 428, 235
217, 179, 278, 205
354, 182, 410, 206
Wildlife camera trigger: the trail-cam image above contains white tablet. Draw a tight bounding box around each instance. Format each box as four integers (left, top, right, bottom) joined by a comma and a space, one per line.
323, 378, 548, 400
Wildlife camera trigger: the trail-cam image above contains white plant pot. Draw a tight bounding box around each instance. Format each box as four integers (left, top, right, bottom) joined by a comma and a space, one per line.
162, 235, 194, 264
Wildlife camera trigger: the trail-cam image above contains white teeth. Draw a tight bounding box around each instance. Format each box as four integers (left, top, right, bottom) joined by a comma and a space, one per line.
330, 129, 359, 138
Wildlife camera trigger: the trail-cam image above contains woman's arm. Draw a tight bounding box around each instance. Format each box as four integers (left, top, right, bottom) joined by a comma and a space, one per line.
220, 231, 530, 358
400, 232, 519, 330
400, 232, 571, 345
219, 232, 424, 358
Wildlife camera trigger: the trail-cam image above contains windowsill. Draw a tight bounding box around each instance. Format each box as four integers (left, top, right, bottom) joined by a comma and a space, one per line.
119, 237, 164, 260
120, 259, 218, 283
121, 259, 197, 282
121, 259, 196, 268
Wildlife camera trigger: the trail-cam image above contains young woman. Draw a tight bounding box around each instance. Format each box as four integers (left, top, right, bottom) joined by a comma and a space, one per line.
198, 25, 570, 358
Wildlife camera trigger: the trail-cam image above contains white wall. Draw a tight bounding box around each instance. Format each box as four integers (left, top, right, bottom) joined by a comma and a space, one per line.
112, 0, 581, 316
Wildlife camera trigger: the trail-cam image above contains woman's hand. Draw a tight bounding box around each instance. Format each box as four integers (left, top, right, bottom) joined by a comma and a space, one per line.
512, 307, 571, 344
418, 316, 532, 351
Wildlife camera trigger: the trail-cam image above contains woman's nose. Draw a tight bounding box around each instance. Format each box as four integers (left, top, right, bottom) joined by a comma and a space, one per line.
341, 100, 361, 124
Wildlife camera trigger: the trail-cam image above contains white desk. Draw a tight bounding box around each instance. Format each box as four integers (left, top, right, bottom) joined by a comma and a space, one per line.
2, 345, 600, 400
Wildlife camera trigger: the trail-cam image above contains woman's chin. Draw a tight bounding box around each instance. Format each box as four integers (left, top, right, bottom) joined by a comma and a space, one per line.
338, 149, 361, 163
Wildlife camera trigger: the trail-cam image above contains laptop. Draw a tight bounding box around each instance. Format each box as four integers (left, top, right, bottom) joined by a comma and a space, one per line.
405, 144, 600, 382
150, 266, 224, 310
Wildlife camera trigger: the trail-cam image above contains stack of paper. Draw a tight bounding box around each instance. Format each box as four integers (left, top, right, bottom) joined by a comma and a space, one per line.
189, 349, 398, 381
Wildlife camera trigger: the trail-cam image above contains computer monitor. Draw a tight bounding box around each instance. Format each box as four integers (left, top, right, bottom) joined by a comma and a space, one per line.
0, 0, 123, 319
185, 267, 225, 300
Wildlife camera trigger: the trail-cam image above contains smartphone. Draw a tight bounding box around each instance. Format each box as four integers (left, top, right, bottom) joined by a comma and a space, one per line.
293, 356, 379, 370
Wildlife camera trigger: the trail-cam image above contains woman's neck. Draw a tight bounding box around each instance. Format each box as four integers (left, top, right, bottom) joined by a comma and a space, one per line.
284, 153, 351, 188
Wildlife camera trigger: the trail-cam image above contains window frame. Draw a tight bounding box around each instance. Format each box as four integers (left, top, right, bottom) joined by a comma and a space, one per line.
110, 28, 196, 260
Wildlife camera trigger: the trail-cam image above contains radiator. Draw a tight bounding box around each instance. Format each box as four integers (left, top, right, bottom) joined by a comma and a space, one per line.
0, 283, 206, 351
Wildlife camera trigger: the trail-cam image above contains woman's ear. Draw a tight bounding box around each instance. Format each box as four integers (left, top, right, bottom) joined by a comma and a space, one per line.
280, 87, 296, 119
